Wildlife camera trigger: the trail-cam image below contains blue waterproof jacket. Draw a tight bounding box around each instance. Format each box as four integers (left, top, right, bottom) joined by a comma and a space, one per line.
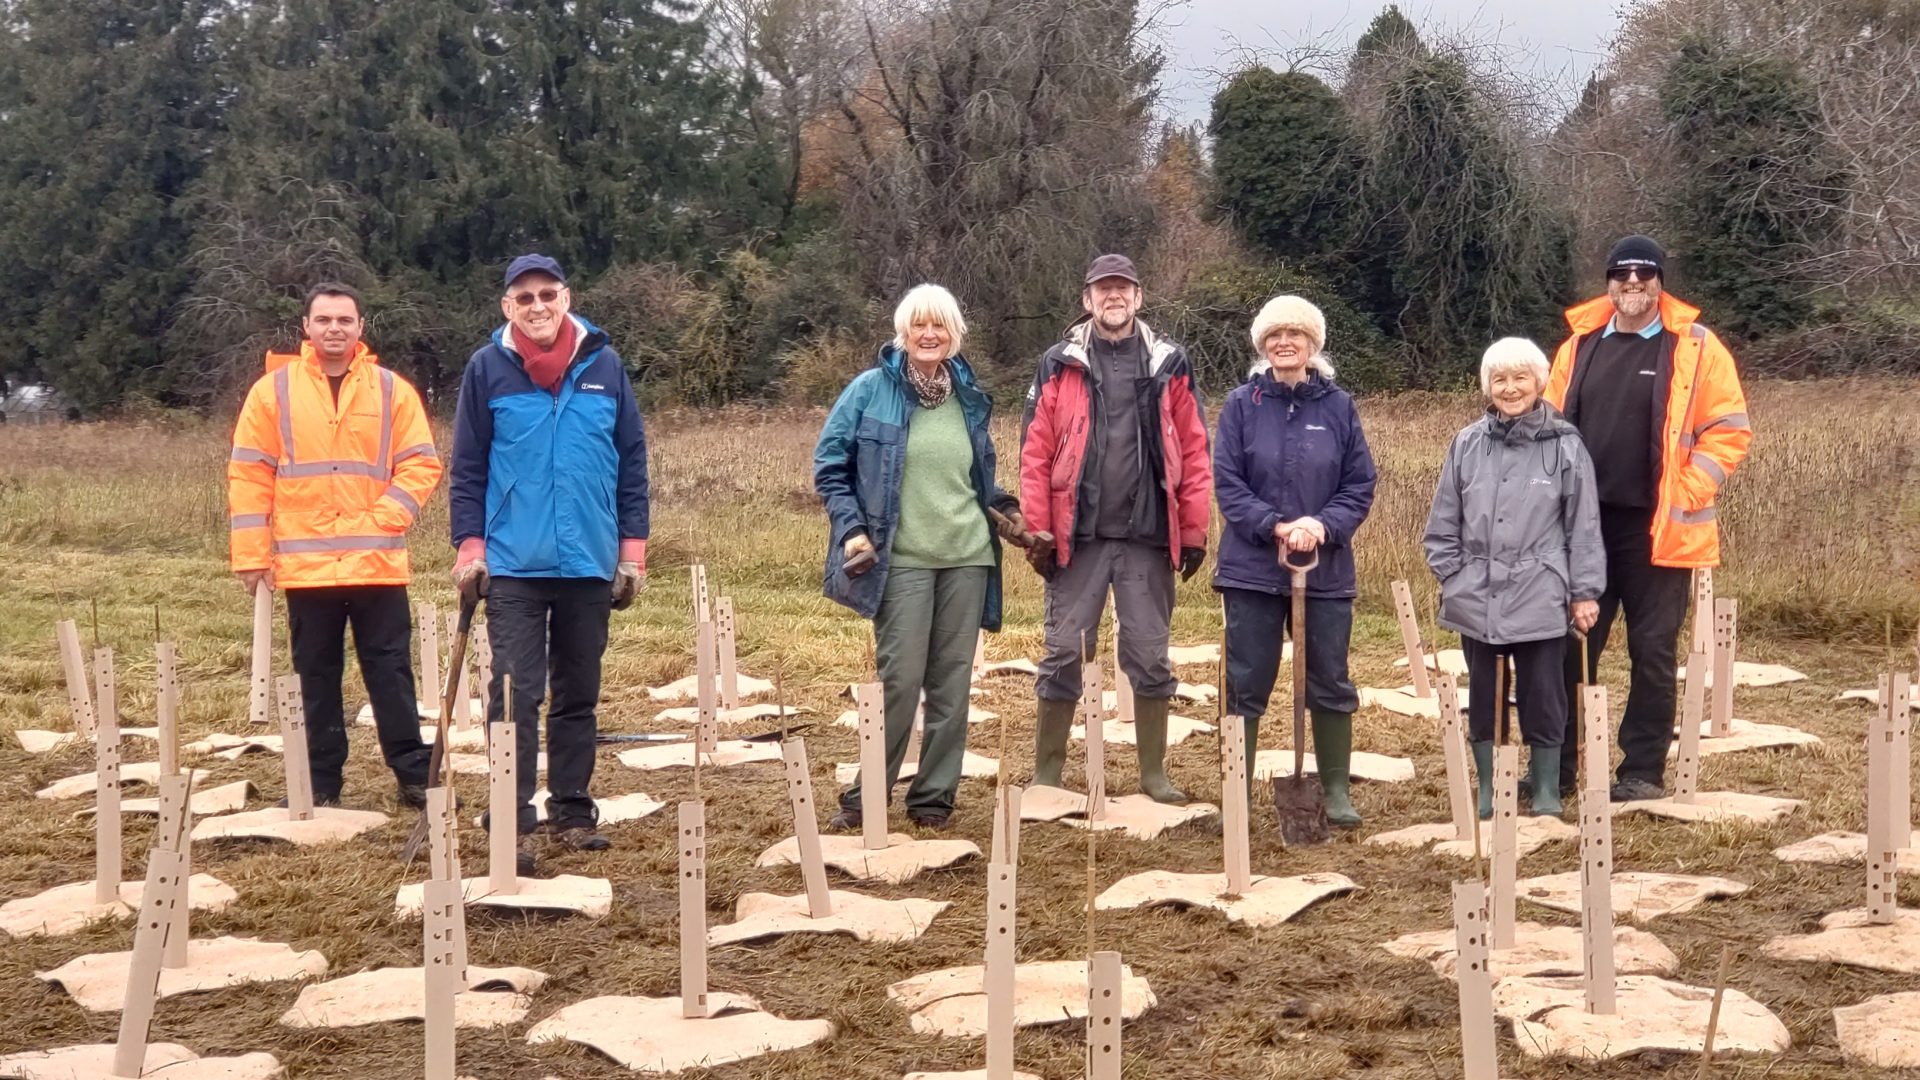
1212, 367, 1377, 598
813, 346, 1019, 629
448, 315, 649, 580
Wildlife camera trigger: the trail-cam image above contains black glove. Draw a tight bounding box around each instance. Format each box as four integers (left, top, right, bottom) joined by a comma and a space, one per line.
1179, 546, 1205, 582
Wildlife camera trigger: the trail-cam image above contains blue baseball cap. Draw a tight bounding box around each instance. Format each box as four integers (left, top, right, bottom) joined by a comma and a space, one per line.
504, 254, 566, 289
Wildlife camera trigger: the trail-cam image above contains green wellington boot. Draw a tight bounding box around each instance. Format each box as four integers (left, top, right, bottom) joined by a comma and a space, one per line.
1032, 697, 1075, 789
1527, 745, 1564, 818
1132, 697, 1188, 804
1310, 708, 1361, 827
1471, 740, 1495, 820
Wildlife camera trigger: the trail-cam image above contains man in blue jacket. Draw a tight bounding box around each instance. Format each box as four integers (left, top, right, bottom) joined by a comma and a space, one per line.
449, 254, 649, 873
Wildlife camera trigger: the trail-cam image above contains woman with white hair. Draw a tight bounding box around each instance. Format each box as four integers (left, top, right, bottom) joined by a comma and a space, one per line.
1213, 295, 1378, 826
813, 284, 1028, 831
1422, 337, 1604, 819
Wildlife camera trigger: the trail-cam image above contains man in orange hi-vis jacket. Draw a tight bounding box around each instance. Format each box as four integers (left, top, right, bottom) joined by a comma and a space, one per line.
1544, 236, 1751, 804
229, 282, 445, 808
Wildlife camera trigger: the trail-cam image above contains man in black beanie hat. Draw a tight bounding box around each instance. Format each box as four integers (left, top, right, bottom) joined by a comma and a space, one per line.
1542, 235, 1752, 804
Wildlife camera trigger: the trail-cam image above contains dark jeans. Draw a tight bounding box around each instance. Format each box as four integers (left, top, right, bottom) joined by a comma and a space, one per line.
1461, 635, 1567, 747
1561, 504, 1693, 786
486, 576, 612, 832
1221, 588, 1359, 720
285, 584, 431, 798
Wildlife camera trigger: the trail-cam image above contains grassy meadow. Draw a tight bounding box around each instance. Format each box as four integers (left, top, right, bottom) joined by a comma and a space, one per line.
0, 380, 1916, 1078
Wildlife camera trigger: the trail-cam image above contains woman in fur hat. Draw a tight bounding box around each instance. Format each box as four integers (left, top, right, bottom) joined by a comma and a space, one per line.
1212, 295, 1378, 826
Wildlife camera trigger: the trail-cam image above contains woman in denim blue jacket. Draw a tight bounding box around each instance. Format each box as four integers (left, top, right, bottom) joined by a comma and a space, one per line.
813, 285, 1027, 830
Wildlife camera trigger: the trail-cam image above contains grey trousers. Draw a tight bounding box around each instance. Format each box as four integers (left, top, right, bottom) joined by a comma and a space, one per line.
840, 565, 990, 816
1036, 538, 1177, 702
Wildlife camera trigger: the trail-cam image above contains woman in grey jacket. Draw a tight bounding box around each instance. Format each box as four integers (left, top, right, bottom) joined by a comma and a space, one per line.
1422, 338, 1604, 819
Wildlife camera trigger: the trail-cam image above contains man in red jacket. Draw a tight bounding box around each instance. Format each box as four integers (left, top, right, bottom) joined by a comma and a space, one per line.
1019, 254, 1213, 804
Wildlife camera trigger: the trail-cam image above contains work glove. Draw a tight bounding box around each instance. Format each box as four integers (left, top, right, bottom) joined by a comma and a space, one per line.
1178, 546, 1206, 582
612, 561, 646, 610
452, 537, 489, 601
1025, 532, 1058, 581
236, 568, 273, 595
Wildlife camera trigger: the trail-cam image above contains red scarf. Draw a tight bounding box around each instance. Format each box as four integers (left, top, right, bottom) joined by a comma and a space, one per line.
511, 317, 580, 393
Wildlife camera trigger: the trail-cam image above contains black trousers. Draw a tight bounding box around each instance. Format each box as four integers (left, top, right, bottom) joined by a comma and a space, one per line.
485, 576, 612, 832
285, 584, 431, 798
1561, 504, 1693, 786
1221, 588, 1359, 720
1461, 635, 1567, 747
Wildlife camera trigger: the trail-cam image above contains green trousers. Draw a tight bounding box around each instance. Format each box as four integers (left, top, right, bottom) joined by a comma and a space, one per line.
839, 565, 989, 816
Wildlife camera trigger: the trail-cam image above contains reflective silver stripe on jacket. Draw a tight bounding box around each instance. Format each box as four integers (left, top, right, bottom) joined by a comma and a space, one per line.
229, 513, 270, 530
277, 461, 391, 480
1690, 453, 1727, 487
275, 366, 295, 464
383, 485, 420, 516
1670, 506, 1717, 525
273, 535, 406, 554
230, 447, 275, 466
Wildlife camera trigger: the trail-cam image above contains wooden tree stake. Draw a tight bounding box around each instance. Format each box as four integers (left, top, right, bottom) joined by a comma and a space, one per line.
854, 680, 888, 850
1391, 580, 1432, 698
94, 648, 123, 905
1581, 684, 1617, 1014
426, 787, 467, 977
422, 876, 463, 1080
1696, 944, 1734, 1078
1453, 880, 1499, 1080
991, 783, 1024, 867
155, 641, 180, 777
678, 800, 709, 1018
1086, 949, 1124, 1080
1109, 607, 1135, 724
1436, 671, 1474, 842
1082, 659, 1107, 822
984, 859, 1018, 1080
472, 622, 494, 720
277, 675, 314, 820
715, 597, 739, 711
1867, 673, 1909, 924
489, 716, 519, 896
782, 737, 833, 918
1691, 568, 1714, 653
153, 774, 192, 970
690, 563, 711, 626
1220, 714, 1251, 898
57, 619, 97, 738
695, 619, 719, 754
249, 584, 273, 728
1491, 743, 1519, 950
1676, 635, 1708, 802
111, 845, 186, 1079
416, 601, 441, 717
1709, 598, 1737, 738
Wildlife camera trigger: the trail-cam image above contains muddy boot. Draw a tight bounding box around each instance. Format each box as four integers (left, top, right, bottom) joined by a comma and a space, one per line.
1527, 745, 1563, 818
1032, 697, 1075, 788
1132, 697, 1188, 804
1311, 708, 1360, 828
1472, 740, 1495, 820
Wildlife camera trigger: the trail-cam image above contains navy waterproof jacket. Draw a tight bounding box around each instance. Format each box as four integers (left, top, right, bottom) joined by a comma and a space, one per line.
1212, 367, 1377, 598
448, 315, 649, 580
812, 346, 1018, 629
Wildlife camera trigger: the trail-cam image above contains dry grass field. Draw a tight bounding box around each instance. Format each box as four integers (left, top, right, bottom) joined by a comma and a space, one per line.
0, 380, 1917, 1079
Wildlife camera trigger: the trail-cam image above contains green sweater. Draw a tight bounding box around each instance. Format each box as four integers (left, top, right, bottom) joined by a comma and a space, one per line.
890, 396, 993, 569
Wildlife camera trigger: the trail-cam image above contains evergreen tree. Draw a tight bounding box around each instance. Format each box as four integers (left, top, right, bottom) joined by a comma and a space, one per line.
1657, 40, 1846, 336
1208, 68, 1355, 266
1353, 4, 1424, 62
0, 0, 224, 411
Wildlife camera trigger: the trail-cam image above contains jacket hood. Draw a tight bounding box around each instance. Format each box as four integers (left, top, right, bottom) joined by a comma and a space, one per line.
1563, 291, 1702, 336
1249, 368, 1335, 405
876, 344, 984, 391
1053, 316, 1180, 375
1481, 399, 1574, 445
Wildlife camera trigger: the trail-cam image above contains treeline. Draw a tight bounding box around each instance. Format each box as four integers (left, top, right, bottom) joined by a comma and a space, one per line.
1, 0, 1915, 415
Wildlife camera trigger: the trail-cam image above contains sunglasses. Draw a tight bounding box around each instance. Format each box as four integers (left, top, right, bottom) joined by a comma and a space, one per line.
1607, 266, 1659, 283
508, 287, 564, 307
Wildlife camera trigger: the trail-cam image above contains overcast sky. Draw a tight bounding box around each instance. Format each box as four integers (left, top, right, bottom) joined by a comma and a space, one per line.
1151, 0, 1626, 127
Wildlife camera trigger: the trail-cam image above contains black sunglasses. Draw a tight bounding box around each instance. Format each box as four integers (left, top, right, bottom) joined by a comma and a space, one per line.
1607, 266, 1659, 283
509, 287, 563, 307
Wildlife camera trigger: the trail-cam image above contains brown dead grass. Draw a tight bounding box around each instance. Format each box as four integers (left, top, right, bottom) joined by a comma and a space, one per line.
0, 388, 1916, 1079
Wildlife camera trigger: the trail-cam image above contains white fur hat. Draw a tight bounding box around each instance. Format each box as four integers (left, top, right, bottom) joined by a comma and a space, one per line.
1250, 294, 1327, 354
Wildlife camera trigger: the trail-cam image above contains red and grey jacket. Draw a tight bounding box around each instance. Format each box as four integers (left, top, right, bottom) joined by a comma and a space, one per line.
1018, 317, 1212, 568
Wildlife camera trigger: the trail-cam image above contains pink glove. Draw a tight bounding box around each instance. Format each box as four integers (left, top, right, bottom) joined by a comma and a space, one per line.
453, 537, 488, 601
619, 537, 647, 570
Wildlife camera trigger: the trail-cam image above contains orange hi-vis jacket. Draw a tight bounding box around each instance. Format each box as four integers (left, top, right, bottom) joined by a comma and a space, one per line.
1545, 292, 1751, 569
228, 342, 443, 587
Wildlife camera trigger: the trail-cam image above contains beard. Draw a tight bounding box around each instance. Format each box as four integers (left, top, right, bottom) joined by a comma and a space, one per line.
1614, 289, 1656, 318
1097, 306, 1132, 331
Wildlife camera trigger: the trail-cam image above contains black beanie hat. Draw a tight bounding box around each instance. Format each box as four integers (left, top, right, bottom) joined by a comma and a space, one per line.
1606, 235, 1665, 276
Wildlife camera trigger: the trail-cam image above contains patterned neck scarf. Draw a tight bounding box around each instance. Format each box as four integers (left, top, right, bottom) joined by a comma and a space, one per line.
904, 358, 952, 410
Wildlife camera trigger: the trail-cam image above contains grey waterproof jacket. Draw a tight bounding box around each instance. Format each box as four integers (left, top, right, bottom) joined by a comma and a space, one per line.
1422, 402, 1604, 645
